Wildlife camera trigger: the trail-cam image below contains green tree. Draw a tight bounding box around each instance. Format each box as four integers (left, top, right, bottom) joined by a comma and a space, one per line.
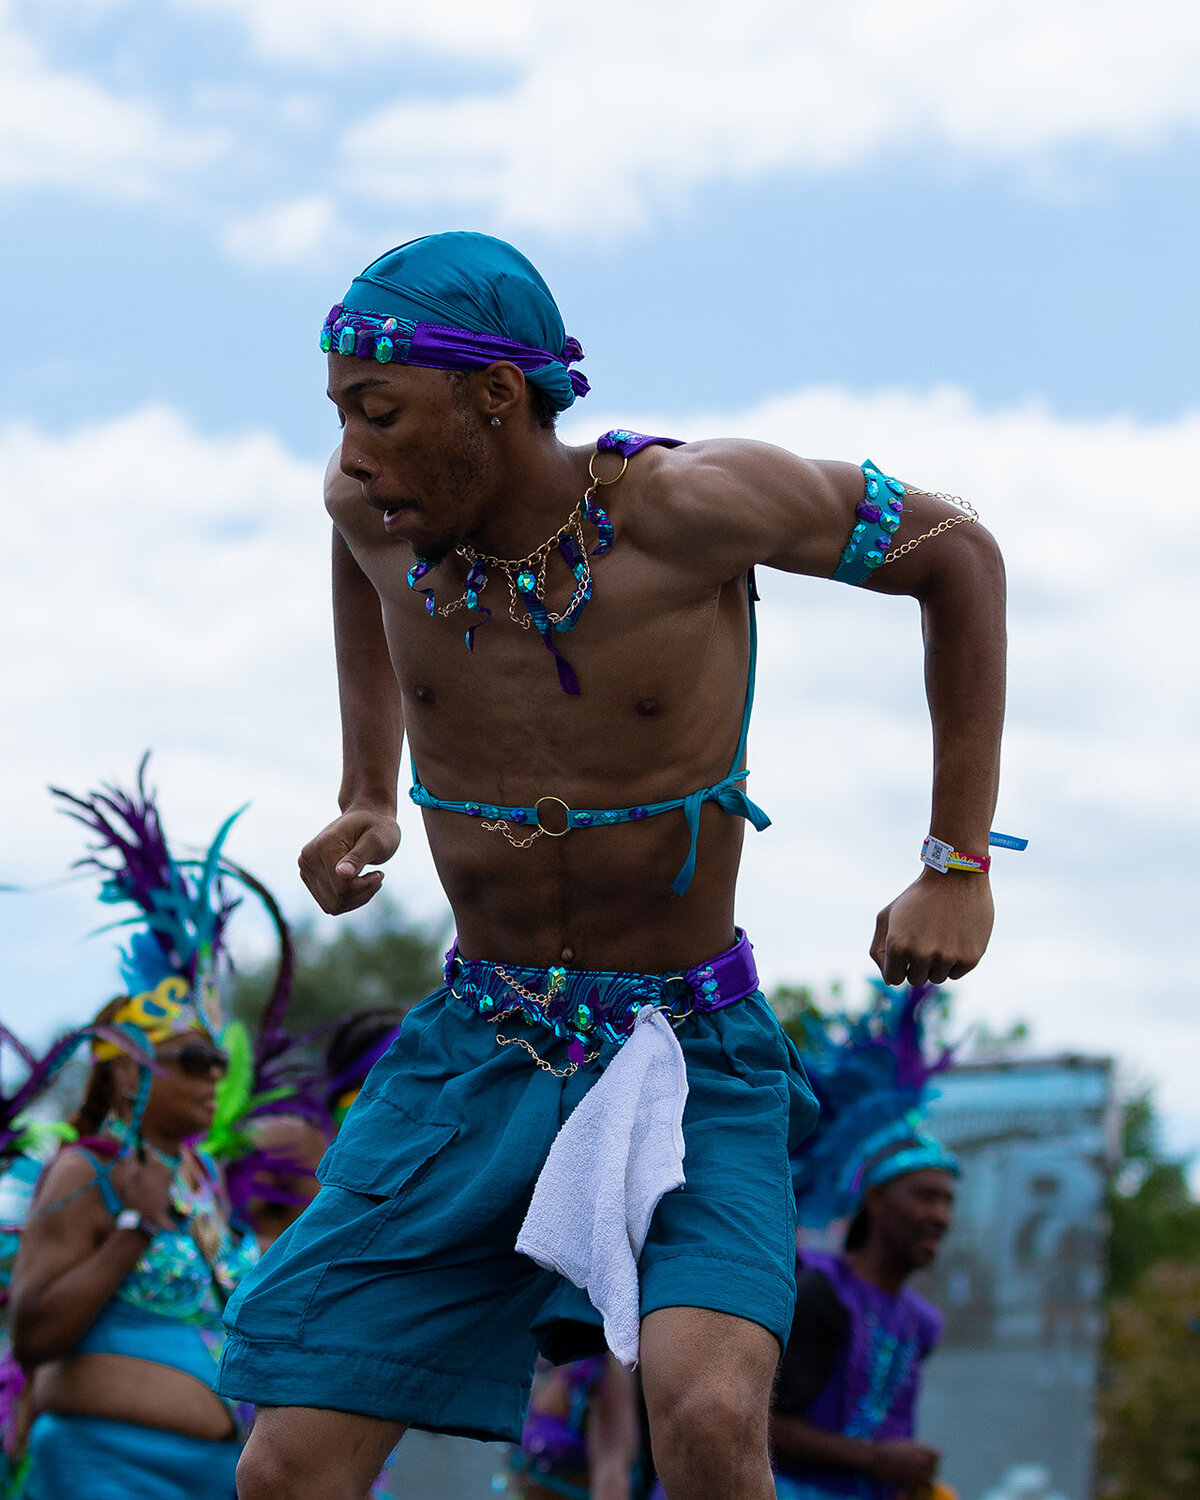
1097, 1262, 1200, 1499
1105, 1091, 1200, 1303
768, 982, 823, 1052
1096, 1092, 1200, 1497
229, 896, 449, 1036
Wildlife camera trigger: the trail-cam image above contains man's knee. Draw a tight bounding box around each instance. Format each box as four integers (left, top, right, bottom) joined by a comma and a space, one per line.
641, 1307, 777, 1474
237, 1435, 361, 1500
236, 1408, 401, 1500
653, 1377, 766, 1458
237, 1432, 293, 1500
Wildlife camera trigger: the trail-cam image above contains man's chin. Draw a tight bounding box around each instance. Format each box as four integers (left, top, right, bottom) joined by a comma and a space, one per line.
380, 512, 452, 558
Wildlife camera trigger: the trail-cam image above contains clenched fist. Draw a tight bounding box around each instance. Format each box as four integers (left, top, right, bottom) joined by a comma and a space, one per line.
299, 807, 401, 915
871, 868, 994, 987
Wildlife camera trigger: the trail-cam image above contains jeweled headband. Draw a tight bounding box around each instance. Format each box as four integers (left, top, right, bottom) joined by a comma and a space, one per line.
321, 305, 590, 400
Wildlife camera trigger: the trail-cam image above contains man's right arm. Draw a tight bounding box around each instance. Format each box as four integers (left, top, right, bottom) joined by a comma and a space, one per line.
298, 510, 403, 915
770, 1269, 941, 1490
769, 1413, 941, 1491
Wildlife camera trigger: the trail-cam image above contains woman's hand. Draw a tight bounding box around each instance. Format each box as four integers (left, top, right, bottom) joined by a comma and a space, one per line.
109, 1151, 175, 1233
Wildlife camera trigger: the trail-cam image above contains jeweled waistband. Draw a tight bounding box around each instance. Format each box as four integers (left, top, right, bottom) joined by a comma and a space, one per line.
444, 929, 758, 1064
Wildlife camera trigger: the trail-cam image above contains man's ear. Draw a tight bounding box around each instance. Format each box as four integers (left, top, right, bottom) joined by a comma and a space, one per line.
862, 1183, 887, 1220
475, 361, 525, 424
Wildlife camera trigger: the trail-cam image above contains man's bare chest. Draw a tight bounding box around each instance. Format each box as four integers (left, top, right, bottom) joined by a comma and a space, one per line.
359, 537, 752, 790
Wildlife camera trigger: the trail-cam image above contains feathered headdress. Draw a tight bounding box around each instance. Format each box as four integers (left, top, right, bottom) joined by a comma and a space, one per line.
50, 753, 245, 1058
0, 1019, 154, 1167
791, 981, 960, 1228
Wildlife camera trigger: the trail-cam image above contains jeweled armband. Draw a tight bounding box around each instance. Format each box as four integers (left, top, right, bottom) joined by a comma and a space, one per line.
831, 460, 906, 585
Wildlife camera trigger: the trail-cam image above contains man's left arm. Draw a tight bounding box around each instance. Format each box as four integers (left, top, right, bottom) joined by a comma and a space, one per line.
653, 441, 1006, 984
865, 516, 1005, 984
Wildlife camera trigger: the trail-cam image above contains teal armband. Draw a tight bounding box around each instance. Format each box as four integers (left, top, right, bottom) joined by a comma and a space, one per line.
831, 460, 906, 585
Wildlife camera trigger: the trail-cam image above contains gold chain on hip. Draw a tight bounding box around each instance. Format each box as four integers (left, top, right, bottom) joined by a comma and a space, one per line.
883, 488, 979, 565
492, 1027, 599, 1077
453, 963, 600, 1076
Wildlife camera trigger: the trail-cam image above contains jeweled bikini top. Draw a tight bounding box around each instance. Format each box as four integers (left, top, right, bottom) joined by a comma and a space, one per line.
409, 430, 771, 895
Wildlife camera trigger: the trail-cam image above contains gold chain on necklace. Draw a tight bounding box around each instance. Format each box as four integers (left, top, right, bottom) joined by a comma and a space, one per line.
428, 448, 629, 627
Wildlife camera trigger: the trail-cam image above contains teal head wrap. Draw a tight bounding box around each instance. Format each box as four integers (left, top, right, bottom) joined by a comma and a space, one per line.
325, 231, 587, 415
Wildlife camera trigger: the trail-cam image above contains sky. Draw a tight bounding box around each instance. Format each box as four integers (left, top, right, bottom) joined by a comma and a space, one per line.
1, 1, 1197, 1152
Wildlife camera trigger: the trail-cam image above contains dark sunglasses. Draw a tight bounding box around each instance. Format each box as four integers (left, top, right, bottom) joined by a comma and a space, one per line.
161, 1043, 230, 1080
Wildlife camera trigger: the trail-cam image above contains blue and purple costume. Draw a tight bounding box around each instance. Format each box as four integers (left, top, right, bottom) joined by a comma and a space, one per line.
772, 1250, 943, 1500
217, 231, 911, 1440
25, 1145, 257, 1500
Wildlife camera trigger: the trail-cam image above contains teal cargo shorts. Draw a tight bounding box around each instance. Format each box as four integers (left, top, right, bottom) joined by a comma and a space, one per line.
217, 981, 816, 1443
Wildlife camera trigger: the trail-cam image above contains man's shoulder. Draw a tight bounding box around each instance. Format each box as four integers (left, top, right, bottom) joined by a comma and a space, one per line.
623, 436, 803, 571
793, 1254, 852, 1334
899, 1285, 945, 1351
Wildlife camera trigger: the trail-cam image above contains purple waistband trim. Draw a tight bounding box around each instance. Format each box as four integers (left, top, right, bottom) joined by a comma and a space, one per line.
444, 929, 758, 1060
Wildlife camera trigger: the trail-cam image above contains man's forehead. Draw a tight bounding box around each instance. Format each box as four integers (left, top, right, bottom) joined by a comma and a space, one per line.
325, 357, 450, 404
894, 1166, 957, 1196
325, 360, 397, 402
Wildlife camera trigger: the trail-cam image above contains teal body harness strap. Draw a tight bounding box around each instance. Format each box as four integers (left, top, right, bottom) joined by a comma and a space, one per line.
408, 431, 771, 896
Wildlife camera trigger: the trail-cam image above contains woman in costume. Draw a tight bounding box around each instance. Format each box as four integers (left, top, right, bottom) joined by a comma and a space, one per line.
769, 983, 961, 1500
5, 763, 262, 1499
504, 1353, 647, 1500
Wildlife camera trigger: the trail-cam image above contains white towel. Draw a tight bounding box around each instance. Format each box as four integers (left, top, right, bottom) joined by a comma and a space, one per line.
515, 1006, 688, 1366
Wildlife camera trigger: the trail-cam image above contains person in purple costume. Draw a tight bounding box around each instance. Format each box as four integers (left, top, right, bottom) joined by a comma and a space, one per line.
219, 232, 1010, 1500
506, 1354, 645, 1500
770, 983, 961, 1500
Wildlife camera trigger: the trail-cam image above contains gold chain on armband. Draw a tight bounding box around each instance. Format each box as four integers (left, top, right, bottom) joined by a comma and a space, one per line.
883, 486, 979, 566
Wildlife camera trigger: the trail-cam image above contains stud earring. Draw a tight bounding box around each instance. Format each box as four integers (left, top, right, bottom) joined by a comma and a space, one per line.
490, 417, 502, 428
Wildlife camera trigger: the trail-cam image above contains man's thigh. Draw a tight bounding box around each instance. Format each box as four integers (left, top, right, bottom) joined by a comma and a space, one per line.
241, 1406, 404, 1499
640, 1306, 779, 1417
639, 994, 807, 1347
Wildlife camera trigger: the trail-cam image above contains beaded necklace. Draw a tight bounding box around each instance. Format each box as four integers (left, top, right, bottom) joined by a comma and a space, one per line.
100, 1115, 227, 1269
405, 448, 628, 696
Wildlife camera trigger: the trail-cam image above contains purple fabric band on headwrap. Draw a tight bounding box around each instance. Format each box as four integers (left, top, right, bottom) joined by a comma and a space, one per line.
321, 305, 590, 399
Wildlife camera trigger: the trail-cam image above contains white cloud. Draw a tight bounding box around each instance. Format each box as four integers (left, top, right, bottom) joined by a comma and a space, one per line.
0, 0, 225, 197
219, 194, 344, 270
175, 0, 534, 65
9, 1, 1200, 246
2, 387, 1197, 1151
333, 0, 1200, 235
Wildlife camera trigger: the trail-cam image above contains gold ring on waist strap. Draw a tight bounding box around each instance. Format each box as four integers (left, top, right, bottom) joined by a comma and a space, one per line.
534, 795, 572, 837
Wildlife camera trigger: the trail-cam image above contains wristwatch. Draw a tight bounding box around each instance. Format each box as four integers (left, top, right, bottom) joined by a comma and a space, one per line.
114, 1208, 156, 1238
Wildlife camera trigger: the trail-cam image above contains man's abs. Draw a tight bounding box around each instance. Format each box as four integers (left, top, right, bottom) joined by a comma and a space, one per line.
425, 797, 747, 972
381, 559, 755, 972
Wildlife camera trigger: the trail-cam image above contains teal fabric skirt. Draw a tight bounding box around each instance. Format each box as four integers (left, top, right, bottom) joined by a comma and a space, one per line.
26, 1413, 240, 1500
219, 980, 816, 1444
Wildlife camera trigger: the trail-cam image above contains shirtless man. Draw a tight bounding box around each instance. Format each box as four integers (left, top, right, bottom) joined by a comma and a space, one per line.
218, 232, 1006, 1500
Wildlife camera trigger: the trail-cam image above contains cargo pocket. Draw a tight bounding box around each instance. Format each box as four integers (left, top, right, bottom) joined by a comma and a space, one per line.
317, 1091, 458, 1201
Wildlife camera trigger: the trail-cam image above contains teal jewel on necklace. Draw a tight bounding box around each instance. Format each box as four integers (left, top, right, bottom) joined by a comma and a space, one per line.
405, 453, 620, 696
